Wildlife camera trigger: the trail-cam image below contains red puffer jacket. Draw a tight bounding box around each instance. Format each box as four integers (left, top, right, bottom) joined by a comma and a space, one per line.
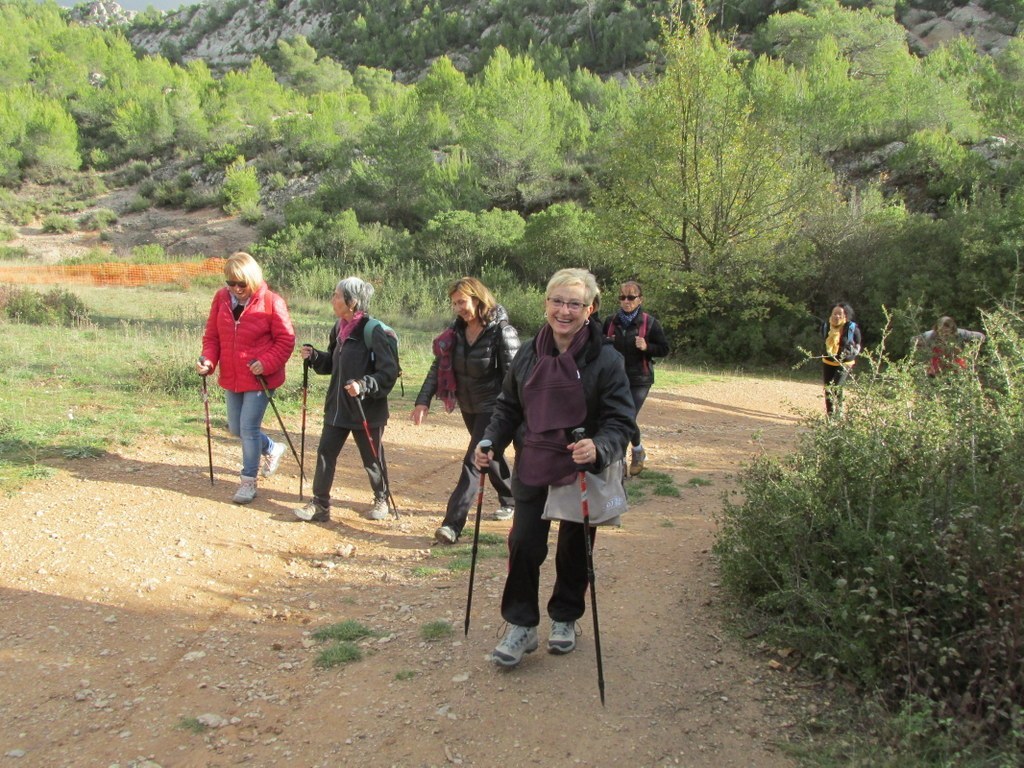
201, 283, 296, 392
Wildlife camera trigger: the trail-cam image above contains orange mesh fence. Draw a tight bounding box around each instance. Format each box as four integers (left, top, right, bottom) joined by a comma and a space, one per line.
0, 258, 226, 286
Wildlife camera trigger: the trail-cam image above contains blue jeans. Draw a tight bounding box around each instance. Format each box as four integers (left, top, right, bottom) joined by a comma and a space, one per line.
224, 389, 274, 478
629, 384, 650, 446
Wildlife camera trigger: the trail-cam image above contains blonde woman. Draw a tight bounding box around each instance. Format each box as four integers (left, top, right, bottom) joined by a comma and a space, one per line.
197, 252, 296, 503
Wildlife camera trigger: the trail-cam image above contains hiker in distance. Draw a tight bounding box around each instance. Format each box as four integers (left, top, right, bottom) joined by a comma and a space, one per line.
821, 302, 862, 418
293, 276, 399, 523
912, 315, 986, 377
474, 268, 635, 667
410, 277, 521, 545
196, 251, 295, 504
601, 280, 669, 476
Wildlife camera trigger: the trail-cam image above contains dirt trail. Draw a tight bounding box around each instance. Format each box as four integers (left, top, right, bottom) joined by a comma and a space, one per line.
0, 376, 824, 767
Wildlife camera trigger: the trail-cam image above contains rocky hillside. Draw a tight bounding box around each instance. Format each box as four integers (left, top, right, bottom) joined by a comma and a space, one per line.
67, 0, 1022, 81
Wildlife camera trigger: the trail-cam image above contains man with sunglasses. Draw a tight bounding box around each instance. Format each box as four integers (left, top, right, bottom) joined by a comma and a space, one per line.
602, 281, 670, 476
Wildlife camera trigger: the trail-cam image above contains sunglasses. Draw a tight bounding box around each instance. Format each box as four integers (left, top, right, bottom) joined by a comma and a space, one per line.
225, 280, 247, 288
619, 294, 640, 301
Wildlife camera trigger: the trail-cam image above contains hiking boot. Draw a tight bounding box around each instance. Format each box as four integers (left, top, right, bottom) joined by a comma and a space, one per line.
261, 442, 286, 478
434, 525, 458, 544
491, 624, 538, 667
294, 500, 329, 523
629, 447, 647, 477
232, 475, 257, 504
492, 505, 514, 521
368, 497, 390, 521
548, 620, 578, 654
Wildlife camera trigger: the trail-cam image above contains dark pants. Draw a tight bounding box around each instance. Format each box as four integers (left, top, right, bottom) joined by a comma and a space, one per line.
311, 423, 388, 509
442, 411, 514, 535
822, 364, 850, 416
629, 384, 650, 447
501, 477, 595, 628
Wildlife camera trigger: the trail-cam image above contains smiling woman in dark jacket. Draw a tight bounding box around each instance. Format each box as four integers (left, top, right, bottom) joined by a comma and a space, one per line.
474, 268, 635, 669
412, 277, 521, 544
292, 276, 399, 524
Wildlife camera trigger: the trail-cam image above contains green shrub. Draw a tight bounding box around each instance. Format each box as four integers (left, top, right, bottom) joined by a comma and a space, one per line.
78, 208, 118, 230
222, 156, 261, 219
716, 308, 1024, 754
0, 246, 28, 260
0, 286, 90, 325
0, 225, 15, 242
41, 214, 75, 234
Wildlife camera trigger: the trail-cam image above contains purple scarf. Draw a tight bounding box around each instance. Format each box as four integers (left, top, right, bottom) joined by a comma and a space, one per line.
516, 323, 589, 487
338, 311, 366, 343
433, 327, 458, 413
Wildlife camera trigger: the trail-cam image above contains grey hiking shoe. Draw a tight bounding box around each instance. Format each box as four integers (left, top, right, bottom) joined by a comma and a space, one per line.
548, 620, 578, 654
368, 497, 390, 521
261, 442, 286, 478
434, 525, 457, 544
232, 475, 257, 504
492, 505, 514, 521
491, 624, 538, 667
294, 500, 329, 522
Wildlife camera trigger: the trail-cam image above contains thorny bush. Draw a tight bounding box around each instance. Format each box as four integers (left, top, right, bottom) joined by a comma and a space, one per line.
716, 307, 1024, 755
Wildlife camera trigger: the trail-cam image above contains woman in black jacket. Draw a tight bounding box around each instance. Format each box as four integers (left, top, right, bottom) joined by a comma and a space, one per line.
602, 280, 669, 476
292, 277, 399, 523
475, 268, 635, 668
412, 277, 521, 544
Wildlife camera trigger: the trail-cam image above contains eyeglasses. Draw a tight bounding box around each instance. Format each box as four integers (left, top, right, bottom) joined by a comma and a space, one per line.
225, 280, 246, 288
547, 297, 587, 313
619, 294, 640, 301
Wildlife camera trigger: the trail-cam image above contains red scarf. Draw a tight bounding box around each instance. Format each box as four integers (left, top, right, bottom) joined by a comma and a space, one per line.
432, 327, 458, 413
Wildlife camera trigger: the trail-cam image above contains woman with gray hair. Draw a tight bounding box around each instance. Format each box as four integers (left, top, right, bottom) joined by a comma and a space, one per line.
474, 268, 635, 668
293, 277, 399, 523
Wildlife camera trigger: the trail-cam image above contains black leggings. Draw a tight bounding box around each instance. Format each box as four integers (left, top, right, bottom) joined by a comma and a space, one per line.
311, 423, 388, 509
822, 364, 850, 416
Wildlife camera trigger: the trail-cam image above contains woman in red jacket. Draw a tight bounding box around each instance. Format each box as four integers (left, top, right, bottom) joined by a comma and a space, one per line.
196, 252, 296, 503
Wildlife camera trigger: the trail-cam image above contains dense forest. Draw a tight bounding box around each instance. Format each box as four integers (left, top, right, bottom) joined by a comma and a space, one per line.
3, 0, 1024, 362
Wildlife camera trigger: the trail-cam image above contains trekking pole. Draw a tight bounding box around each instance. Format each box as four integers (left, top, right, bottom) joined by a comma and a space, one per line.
299, 358, 309, 500
199, 364, 214, 486
464, 439, 492, 637
572, 427, 606, 706
350, 383, 400, 519
253, 370, 304, 484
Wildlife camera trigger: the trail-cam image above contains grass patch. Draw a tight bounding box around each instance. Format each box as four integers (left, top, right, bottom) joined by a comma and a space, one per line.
395, 669, 417, 681
420, 620, 454, 641
626, 470, 681, 504
314, 641, 362, 668
685, 476, 712, 487
311, 619, 379, 642
176, 716, 208, 734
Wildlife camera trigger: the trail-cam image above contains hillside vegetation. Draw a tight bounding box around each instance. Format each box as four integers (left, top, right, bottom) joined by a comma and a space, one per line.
2, 0, 1023, 362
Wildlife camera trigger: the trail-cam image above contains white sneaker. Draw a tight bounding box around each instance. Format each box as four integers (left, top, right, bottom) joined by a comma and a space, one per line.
261, 442, 286, 478
492, 506, 514, 521
232, 475, 257, 504
434, 525, 457, 544
368, 497, 390, 520
548, 620, 578, 654
491, 624, 538, 667
293, 500, 329, 522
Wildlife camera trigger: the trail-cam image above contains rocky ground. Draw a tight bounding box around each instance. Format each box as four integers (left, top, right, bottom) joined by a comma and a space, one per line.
0, 373, 833, 768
